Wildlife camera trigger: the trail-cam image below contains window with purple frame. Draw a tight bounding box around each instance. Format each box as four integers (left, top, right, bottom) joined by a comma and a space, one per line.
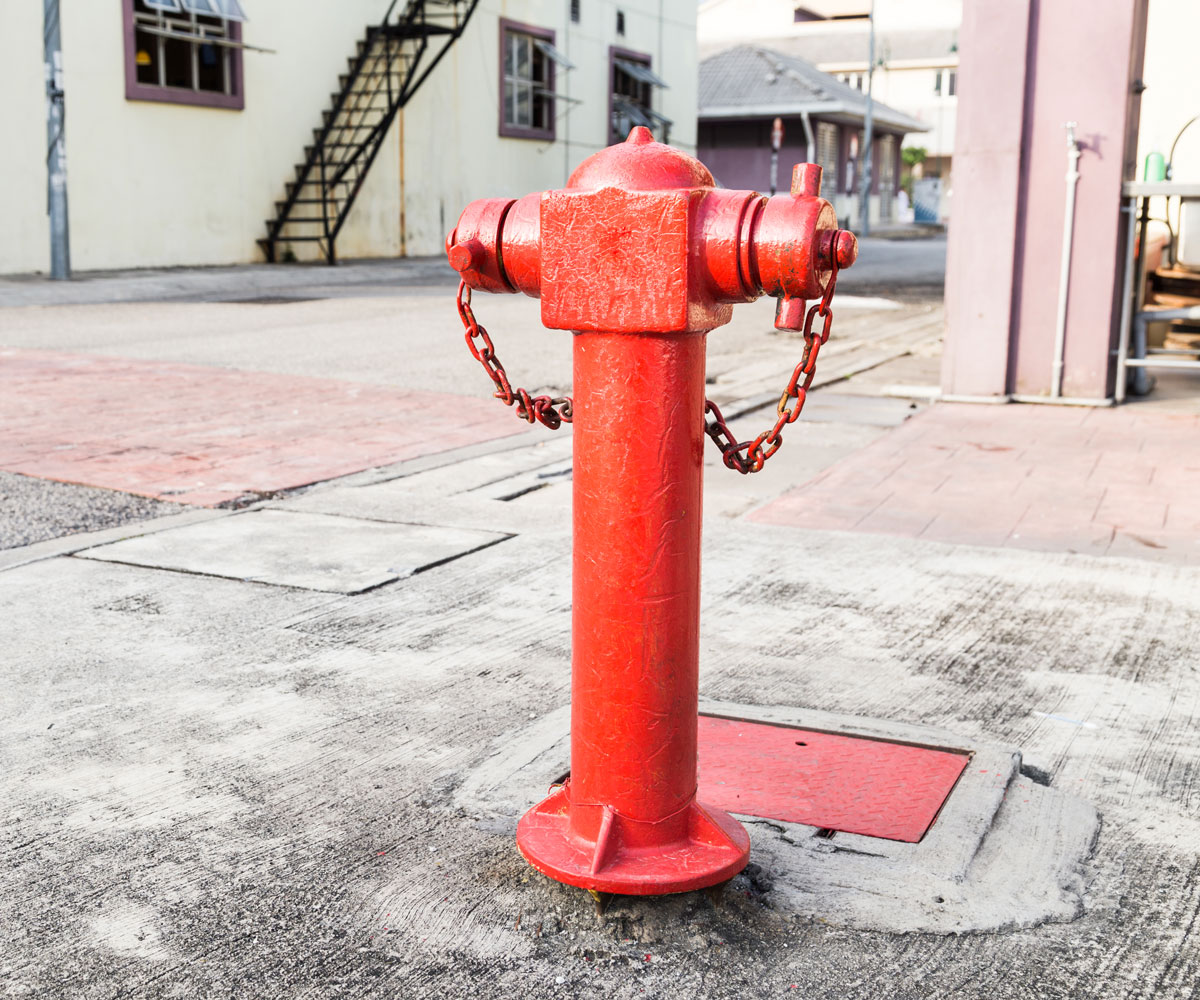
124, 0, 245, 109
499, 19, 556, 140
609, 49, 671, 145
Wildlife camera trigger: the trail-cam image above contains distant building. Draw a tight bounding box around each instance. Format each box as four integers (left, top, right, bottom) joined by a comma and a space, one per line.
3, 0, 698, 274
698, 0, 960, 221
698, 45, 926, 226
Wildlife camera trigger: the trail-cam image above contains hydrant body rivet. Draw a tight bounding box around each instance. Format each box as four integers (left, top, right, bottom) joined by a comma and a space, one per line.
447, 127, 856, 895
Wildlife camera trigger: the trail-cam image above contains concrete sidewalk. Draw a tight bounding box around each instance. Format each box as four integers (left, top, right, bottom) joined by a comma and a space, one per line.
2, 383, 1199, 998
2, 258, 1198, 997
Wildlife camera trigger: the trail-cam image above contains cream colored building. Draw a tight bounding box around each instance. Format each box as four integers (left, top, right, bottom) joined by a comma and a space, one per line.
3, 0, 698, 275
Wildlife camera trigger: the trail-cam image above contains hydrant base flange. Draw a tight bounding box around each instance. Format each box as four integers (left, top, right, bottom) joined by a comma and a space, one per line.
516, 785, 750, 895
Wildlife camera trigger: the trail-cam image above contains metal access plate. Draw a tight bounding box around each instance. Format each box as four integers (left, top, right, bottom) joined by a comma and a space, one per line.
697, 714, 970, 843
77, 509, 509, 594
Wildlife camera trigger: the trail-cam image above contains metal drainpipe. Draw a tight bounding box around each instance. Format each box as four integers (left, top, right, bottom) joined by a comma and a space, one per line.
801, 111, 815, 168
1051, 121, 1081, 398
43, 0, 70, 280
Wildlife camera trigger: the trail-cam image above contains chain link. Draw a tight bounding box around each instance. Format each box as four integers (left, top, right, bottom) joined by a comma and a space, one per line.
455, 232, 844, 469
457, 281, 573, 429
703, 241, 842, 474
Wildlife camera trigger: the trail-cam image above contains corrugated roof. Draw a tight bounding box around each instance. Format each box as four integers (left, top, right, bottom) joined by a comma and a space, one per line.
699, 29, 959, 66
698, 45, 927, 133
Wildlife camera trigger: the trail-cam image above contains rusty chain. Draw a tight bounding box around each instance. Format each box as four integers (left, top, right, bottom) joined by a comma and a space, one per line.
455, 235, 843, 470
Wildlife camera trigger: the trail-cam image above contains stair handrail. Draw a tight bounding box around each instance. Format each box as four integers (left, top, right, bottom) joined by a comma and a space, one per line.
330, 0, 478, 186
268, 0, 410, 243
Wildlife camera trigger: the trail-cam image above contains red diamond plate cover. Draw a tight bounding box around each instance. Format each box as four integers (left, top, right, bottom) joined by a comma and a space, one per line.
696, 715, 970, 843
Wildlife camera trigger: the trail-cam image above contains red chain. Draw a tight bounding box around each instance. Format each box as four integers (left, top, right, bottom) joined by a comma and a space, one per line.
456, 281, 572, 429
455, 237, 842, 470
703, 245, 841, 473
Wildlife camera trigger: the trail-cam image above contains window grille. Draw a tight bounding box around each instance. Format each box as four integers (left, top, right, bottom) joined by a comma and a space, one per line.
815, 122, 839, 189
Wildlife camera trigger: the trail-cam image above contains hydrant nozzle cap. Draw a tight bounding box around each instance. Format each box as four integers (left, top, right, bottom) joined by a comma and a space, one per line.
448, 240, 480, 273
835, 230, 858, 270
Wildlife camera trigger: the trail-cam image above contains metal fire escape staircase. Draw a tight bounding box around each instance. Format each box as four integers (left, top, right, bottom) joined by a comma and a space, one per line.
260, 0, 478, 265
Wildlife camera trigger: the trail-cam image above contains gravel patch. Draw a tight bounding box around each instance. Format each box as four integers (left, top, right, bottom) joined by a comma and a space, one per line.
0, 471, 181, 549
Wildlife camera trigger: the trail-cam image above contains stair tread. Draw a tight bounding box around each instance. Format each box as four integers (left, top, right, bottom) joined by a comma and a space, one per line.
265, 0, 474, 265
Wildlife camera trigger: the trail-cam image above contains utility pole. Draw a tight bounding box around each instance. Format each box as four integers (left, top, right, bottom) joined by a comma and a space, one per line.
44, 0, 71, 280
856, 0, 875, 237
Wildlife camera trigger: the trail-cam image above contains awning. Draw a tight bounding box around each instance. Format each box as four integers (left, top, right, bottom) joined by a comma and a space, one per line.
614, 58, 669, 88
535, 39, 575, 70
133, 21, 274, 53
612, 96, 673, 130
535, 87, 583, 106
143, 0, 247, 21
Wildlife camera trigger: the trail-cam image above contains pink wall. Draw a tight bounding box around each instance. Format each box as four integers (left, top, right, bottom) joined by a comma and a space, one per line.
941, 0, 1031, 399
943, 0, 1148, 400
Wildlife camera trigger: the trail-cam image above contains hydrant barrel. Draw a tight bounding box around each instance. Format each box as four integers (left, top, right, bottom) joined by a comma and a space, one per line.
515, 328, 750, 894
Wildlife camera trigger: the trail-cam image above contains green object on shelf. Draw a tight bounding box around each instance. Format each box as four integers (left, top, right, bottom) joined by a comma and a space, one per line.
1144, 151, 1166, 182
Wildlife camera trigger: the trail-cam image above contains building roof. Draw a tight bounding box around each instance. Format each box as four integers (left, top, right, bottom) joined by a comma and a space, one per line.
698, 28, 959, 67
698, 45, 928, 134
767, 29, 959, 67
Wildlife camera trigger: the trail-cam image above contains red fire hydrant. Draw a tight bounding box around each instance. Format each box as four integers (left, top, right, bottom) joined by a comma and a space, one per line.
447, 127, 856, 897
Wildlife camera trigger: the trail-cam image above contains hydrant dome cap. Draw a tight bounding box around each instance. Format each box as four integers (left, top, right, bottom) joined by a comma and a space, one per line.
568, 127, 715, 192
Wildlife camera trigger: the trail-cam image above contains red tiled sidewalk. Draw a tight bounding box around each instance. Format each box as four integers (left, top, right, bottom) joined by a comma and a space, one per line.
0, 349, 526, 506
750, 402, 1200, 563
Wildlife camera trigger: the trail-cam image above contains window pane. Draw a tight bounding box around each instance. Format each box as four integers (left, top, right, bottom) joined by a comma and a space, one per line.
504, 80, 516, 125
211, 0, 247, 20
515, 82, 531, 126
133, 28, 161, 84
163, 33, 192, 88
505, 34, 515, 76
516, 35, 530, 79
181, 0, 219, 13
947, 71, 956, 97
196, 37, 224, 91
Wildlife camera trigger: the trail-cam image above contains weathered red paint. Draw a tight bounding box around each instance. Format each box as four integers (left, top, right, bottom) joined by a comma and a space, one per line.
447, 127, 856, 895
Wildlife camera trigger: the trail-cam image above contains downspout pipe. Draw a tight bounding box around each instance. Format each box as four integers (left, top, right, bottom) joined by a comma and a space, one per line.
43, 0, 70, 280
1051, 121, 1081, 398
800, 110, 815, 169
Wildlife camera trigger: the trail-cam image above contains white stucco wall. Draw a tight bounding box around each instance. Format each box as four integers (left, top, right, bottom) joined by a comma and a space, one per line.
399, 0, 698, 257
1, 0, 698, 274
871, 66, 956, 158
1136, 0, 1200, 182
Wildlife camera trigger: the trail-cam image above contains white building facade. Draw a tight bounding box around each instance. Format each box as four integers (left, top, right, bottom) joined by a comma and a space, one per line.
3, 0, 698, 274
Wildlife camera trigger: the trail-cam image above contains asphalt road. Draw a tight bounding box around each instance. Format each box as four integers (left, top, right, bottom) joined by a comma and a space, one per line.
0, 235, 946, 307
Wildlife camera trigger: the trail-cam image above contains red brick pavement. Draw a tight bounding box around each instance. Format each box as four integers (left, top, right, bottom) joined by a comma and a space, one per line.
0, 349, 526, 506
750, 402, 1200, 563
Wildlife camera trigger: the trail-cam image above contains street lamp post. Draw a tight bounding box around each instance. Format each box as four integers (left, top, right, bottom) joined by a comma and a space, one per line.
856, 0, 875, 237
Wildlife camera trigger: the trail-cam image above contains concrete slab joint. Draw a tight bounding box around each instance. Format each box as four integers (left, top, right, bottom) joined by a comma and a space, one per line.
455, 701, 1100, 935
